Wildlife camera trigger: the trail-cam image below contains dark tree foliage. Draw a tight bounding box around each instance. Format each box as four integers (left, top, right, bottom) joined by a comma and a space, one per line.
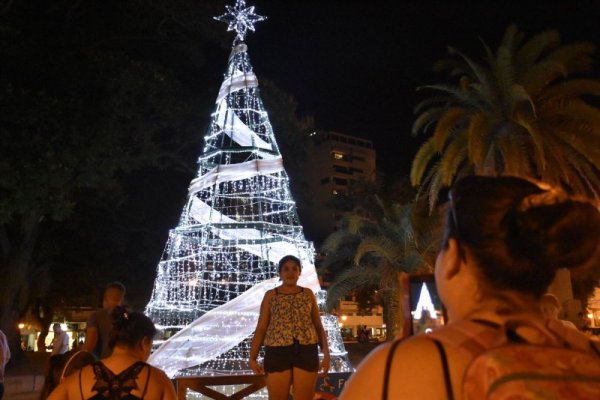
0, 0, 221, 352
0, 0, 312, 356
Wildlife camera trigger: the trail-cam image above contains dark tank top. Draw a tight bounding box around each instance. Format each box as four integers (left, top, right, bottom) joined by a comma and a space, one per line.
79, 361, 151, 399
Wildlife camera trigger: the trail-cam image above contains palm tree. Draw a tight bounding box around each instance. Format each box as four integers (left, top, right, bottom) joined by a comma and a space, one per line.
411, 25, 600, 206
322, 196, 440, 339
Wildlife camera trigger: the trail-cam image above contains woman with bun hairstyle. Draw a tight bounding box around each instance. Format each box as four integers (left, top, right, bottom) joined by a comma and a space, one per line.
341, 176, 600, 400
249, 255, 330, 400
49, 306, 176, 399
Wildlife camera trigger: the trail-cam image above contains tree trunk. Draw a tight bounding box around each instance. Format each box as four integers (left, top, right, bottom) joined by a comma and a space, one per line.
0, 211, 42, 357
32, 300, 54, 352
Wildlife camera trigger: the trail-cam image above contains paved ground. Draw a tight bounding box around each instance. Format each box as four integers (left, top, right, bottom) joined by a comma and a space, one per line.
344, 341, 381, 369
3, 343, 381, 399
4, 352, 48, 400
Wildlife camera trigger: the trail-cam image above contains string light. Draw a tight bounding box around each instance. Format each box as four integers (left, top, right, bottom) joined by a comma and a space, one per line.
214, 0, 266, 42
145, 0, 351, 379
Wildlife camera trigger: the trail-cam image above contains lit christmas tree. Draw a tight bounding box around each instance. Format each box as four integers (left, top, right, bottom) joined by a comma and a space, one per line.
413, 282, 437, 320
145, 0, 350, 378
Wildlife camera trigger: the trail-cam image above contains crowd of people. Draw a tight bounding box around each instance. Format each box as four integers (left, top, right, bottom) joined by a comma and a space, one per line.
4, 175, 600, 399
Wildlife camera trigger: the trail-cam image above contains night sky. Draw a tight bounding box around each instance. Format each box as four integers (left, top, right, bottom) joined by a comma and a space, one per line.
228, 0, 600, 175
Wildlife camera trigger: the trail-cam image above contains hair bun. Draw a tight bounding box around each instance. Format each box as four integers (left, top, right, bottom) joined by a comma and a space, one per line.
111, 306, 131, 329
510, 198, 600, 270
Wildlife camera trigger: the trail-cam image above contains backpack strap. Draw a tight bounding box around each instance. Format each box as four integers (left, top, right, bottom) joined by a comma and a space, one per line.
431, 339, 454, 400
428, 320, 506, 359
382, 339, 403, 400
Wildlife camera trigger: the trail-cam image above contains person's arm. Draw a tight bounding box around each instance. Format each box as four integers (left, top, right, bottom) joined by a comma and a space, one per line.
309, 290, 330, 375
0, 333, 9, 368
48, 335, 56, 351
249, 291, 272, 375
5, 335, 9, 365
47, 382, 69, 400
83, 326, 98, 353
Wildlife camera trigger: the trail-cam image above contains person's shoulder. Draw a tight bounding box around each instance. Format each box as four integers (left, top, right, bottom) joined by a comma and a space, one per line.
149, 365, 171, 380
49, 365, 94, 399
87, 308, 104, 323
148, 366, 177, 397
561, 319, 578, 330
340, 335, 446, 400
300, 286, 317, 298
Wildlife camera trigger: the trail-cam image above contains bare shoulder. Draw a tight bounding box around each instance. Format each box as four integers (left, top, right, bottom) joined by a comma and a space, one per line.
340, 336, 447, 400
146, 366, 177, 400
151, 365, 173, 381
304, 287, 317, 299
263, 289, 276, 300
48, 365, 95, 399
150, 366, 177, 394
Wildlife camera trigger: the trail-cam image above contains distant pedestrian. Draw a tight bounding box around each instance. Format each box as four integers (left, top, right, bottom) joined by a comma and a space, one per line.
84, 281, 126, 359
0, 329, 10, 400
49, 323, 70, 355
540, 293, 578, 329
249, 255, 330, 400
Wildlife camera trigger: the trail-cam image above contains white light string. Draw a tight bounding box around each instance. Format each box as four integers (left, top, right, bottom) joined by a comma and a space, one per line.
145, 0, 351, 377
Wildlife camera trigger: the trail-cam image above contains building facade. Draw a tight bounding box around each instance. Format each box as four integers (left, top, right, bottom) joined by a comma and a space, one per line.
303, 130, 376, 244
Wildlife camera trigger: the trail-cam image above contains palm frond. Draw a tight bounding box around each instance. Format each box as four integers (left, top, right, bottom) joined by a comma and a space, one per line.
439, 129, 468, 186
521, 61, 567, 95
427, 166, 445, 211
466, 111, 490, 169
410, 137, 437, 186
540, 98, 600, 123
413, 96, 448, 114
494, 45, 516, 102
515, 29, 560, 74
418, 84, 479, 107
432, 108, 466, 151
326, 267, 381, 311
539, 79, 600, 100
509, 84, 536, 118
355, 236, 403, 268
412, 106, 446, 135
447, 46, 493, 92
514, 110, 546, 171
546, 42, 596, 74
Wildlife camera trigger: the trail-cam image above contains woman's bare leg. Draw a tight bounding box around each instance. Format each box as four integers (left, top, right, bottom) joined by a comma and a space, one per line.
291, 367, 318, 400
266, 370, 292, 400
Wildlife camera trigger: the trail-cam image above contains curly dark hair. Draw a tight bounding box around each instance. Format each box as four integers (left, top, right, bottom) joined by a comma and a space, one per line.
442, 176, 600, 297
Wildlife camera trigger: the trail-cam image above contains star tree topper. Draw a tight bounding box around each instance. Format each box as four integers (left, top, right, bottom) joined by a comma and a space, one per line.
214, 0, 266, 42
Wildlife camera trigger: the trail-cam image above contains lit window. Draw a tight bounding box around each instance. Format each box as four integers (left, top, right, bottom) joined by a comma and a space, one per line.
333, 152, 345, 160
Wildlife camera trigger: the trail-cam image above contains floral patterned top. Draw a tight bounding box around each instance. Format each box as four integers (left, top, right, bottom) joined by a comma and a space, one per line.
264, 287, 318, 346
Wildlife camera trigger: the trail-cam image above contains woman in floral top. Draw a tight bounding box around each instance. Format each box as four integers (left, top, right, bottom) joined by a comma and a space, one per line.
249, 255, 330, 400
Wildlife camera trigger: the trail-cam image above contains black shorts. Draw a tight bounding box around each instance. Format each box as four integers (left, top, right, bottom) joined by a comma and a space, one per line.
264, 341, 319, 373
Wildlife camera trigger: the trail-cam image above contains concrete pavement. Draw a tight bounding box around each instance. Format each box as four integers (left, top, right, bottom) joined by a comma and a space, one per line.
4, 351, 48, 400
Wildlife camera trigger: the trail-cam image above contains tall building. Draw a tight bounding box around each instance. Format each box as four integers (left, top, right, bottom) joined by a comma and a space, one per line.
303, 130, 376, 244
